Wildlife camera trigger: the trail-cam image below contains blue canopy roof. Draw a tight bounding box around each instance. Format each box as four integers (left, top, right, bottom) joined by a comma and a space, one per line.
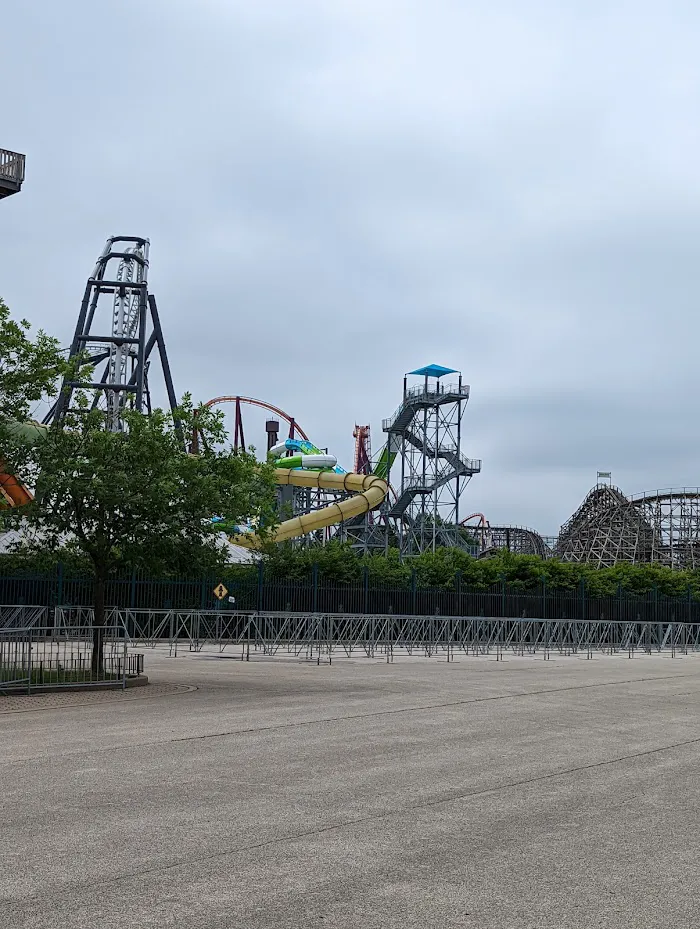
407, 364, 459, 379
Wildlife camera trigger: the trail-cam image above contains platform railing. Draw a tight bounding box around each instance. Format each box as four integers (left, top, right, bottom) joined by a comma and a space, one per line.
442, 449, 482, 474
382, 382, 471, 431
0, 149, 25, 183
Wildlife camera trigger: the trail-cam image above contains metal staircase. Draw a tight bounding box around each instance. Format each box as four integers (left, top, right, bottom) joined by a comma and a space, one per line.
382, 383, 481, 523
382, 381, 471, 433
341, 366, 481, 555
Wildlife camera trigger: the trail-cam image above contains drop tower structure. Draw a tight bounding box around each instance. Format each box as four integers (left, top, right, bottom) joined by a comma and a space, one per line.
47, 237, 179, 433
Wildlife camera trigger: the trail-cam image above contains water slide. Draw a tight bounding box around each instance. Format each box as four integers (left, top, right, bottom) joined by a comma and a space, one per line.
0, 421, 46, 507
227, 437, 387, 548
0, 470, 31, 507
373, 443, 397, 481
1, 423, 388, 549
231, 469, 387, 548
268, 438, 342, 473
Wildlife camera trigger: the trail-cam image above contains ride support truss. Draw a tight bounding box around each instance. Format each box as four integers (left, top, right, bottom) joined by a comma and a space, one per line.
48, 236, 179, 433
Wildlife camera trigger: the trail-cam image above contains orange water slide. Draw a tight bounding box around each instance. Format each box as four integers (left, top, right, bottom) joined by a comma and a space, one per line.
0, 421, 45, 507
0, 468, 32, 506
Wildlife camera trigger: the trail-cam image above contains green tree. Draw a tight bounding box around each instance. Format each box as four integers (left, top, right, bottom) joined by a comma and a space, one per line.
0, 298, 64, 424
8, 400, 277, 670
0, 298, 65, 509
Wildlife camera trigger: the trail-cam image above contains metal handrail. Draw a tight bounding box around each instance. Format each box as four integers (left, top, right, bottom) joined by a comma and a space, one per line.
0, 149, 25, 183
382, 382, 470, 431
455, 455, 482, 472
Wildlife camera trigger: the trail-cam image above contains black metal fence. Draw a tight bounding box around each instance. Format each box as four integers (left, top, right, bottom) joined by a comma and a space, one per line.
1, 566, 699, 625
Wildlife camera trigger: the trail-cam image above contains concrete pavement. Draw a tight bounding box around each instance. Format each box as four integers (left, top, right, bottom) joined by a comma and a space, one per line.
2, 647, 700, 927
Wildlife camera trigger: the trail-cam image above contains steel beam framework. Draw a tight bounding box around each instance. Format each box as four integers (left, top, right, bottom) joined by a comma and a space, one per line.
377, 371, 481, 556
47, 237, 179, 434
50, 607, 700, 662
0, 605, 48, 630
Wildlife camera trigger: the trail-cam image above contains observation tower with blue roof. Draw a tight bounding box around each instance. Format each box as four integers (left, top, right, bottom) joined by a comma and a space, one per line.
371, 363, 481, 556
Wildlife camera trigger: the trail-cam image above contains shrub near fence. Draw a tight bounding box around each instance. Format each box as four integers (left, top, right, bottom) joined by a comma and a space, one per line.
2, 564, 700, 624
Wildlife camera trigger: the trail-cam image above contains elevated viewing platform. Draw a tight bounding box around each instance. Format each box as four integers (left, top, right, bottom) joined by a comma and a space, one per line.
382, 382, 471, 433
0, 149, 25, 199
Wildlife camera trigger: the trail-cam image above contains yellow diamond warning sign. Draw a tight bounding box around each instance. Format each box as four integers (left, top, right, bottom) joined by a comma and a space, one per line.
213, 583, 228, 600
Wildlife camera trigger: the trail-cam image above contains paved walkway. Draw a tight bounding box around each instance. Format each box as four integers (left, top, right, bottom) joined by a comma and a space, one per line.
3, 647, 700, 928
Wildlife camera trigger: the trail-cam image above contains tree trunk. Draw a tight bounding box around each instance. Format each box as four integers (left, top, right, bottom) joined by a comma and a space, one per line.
91, 572, 106, 675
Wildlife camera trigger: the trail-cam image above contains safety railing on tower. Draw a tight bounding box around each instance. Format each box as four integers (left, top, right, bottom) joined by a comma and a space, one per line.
0, 149, 25, 197
382, 382, 471, 431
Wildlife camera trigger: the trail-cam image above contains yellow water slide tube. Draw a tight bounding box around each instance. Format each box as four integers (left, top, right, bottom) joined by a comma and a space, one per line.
232, 469, 387, 548
1, 421, 388, 547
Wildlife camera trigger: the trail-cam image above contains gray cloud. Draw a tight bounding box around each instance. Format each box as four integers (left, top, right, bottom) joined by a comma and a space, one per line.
3, 0, 700, 538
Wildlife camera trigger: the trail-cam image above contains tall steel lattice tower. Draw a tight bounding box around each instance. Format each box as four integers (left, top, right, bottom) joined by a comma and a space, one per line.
377, 365, 481, 555
47, 236, 179, 432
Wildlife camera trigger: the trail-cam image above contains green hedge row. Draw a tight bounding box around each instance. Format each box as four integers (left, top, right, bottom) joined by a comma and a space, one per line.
3, 542, 700, 598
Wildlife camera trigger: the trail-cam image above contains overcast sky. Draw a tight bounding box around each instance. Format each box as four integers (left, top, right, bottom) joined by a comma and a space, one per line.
2, 1, 700, 535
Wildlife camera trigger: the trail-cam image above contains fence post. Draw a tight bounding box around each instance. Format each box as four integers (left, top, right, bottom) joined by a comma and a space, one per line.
257, 561, 264, 613
56, 561, 64, 609
312, 563, 319, 613
580, 577, 586, 622
411, 569, 417, 616
121, 624, 128, 691
541, 575, 546, 619
618, 583, 622, 623
27, 627, 33, 695
363, 565, 369, 614
688, 585, 693, 627
501, 576, 506, 618
129, 570, 137, 610
654, 585, 660, 639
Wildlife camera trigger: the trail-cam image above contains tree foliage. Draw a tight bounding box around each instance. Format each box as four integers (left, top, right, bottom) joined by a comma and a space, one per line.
12, 400, 276, 577
259, 542, 700, 598
5, 399, 277, 665
0, 297, 64, 424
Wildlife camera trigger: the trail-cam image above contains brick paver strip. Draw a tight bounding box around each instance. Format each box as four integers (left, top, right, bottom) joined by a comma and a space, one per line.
0, 682, 196, 713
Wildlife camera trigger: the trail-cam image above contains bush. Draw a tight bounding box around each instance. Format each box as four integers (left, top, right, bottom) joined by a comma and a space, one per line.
3, 542, 700, 598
